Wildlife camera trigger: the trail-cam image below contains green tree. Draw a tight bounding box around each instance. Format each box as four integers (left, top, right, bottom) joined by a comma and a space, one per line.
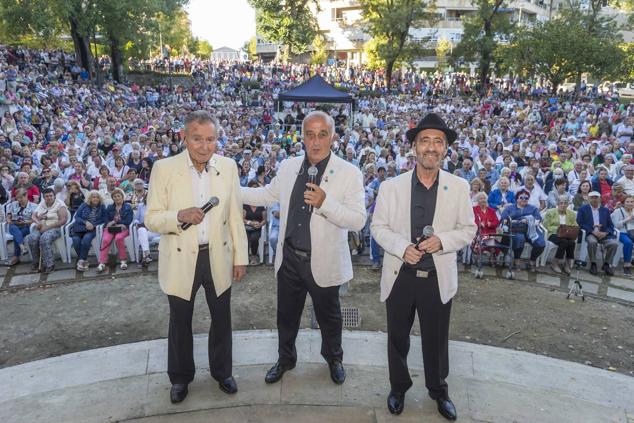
0, 0, 97, 76
501, 12, 624, 93
452, 0, 514, 96
242, 36, 258, 61
193, 39, 213, 59
0, 0, 188, 81
95, 0, 187, 81
248, 0, 319, 60
310, 33, 328, 65
358, 0, 436, 90
435, 38, 451, 71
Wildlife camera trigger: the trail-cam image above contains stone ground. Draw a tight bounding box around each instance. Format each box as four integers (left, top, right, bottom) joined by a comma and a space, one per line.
1, 255, 633, 377
2, 331, 633, 423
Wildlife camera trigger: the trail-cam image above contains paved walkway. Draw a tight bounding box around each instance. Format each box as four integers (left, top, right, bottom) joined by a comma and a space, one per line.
2, 254, 634, 306
1, 330, 632, 423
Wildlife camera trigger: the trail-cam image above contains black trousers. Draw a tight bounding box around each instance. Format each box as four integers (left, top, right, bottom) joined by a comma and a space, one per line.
246, 229, 261, 256
167, 250, 232, 385
386, 266, 452, 400
548, 234, 576, 259
276, 243, 343, 366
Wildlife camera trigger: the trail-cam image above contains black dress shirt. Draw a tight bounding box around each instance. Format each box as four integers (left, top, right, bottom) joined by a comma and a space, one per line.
285, 153, 331, 252
410, 169, 438, 271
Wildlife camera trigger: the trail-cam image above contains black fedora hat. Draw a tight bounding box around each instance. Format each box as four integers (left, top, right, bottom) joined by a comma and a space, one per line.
406, 113, 457, 144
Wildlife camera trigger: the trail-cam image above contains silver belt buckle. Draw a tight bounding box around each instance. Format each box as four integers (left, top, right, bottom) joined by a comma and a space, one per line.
416, 270, 429, 278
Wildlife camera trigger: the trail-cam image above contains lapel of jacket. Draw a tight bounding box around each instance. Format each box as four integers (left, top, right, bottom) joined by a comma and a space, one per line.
401, 169, 414, 239
175, 151, 195, 206
320, 154, 338, 190
432, 170, 449, 229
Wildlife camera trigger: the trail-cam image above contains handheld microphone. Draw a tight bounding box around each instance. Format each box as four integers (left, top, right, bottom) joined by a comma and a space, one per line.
416, 225, 435, 251
180, 196, 219, 230
307, 165, 318, 212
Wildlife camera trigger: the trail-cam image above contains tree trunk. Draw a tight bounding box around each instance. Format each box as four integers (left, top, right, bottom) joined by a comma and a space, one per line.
574, 71, 582, 99
385, 59, 394, 90
69, 17, 93, 76
109, 37, 124, 82
479, 20, 493, 96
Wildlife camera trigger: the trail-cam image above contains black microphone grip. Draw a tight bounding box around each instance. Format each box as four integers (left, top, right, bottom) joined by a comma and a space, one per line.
181, 197, 219, 230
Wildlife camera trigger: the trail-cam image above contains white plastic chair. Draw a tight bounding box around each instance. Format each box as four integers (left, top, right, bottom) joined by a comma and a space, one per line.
65, 217, 101, 263
25, 211, 72, 264
96, 223, 138, 263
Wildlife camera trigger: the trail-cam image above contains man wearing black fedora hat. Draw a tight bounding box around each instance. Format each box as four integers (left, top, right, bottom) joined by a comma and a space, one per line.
371, 113, 476, 421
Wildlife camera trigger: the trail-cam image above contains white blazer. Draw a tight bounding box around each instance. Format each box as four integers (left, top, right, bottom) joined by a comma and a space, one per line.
241, 154, 367, 287
371, 169, 477, 304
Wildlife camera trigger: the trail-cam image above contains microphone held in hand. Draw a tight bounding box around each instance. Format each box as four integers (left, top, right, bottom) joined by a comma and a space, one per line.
307, 165, 318, 212
416, 225, 435, 250
180, 197, 219, 230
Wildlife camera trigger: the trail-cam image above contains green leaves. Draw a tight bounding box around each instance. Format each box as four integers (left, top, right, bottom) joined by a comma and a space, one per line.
248, 0, 319, 56
501, 5, 627, 92
452, 0, 514, 94
358, 0, 436, 88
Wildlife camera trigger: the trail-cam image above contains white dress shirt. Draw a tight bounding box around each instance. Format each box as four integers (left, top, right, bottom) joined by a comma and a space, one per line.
187, 154, 212, 245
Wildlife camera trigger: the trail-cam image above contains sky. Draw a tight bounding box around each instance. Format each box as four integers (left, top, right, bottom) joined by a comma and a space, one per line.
187, 0, 256, 51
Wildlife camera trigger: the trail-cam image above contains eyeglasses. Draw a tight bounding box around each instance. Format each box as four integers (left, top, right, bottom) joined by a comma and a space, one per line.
518, 196, 530, 200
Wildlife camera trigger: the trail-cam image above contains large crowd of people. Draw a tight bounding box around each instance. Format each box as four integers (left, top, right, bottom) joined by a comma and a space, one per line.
0, 45, 633, 276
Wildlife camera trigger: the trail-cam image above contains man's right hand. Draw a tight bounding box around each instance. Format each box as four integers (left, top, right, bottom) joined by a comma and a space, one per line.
178, 207, 205, 226
403, 244, 424, 265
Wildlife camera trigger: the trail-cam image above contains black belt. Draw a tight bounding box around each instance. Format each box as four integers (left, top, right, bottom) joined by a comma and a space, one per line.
403, 266, 436, 279
284, 242, 311, 258
199, 243, 209, 251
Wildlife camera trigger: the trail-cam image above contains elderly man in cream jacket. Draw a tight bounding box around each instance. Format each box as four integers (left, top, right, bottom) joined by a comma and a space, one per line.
146, 111, 247, 404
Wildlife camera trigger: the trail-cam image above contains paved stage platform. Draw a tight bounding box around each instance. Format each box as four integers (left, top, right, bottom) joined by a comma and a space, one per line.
1, 330, 632, 423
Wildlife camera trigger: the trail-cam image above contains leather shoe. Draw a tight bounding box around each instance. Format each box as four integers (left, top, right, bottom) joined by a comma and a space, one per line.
602, 263, 614, 276
265, 361, 295, 384
589, 262, 598, 275
436, 397, 457, 421
218, 376, 238, 394
170, 383, 188, 403
387, 390, 405, 415
328, 359, 346, 385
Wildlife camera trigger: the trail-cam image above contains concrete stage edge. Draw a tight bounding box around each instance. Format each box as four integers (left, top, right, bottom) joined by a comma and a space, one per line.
1, 330, 632, 422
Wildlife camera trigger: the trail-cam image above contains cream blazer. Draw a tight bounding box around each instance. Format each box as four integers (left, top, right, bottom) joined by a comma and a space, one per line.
145, 152, 248, 300
371, 169, 477, 304
241, 155, 367, 287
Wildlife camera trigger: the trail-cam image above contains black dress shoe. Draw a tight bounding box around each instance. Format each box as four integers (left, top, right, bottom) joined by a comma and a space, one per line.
218, 376, 238, 394
602, 263, 614, 276
589, 262, 598, 275
387, 390, 405, 415
265, 361, 295, 384
170, 383, 188, 403
328, 359, 346, 385
436, 397, 457, 421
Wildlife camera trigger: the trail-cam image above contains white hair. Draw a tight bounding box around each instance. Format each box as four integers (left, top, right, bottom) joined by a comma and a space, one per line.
302, 111, 335, 137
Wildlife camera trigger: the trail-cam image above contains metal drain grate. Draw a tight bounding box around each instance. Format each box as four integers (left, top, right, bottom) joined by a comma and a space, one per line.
342, 306, 361, 328
310, 306, 361, 329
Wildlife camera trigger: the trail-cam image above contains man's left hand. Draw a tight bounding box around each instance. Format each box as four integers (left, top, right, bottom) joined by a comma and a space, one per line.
417, 235, 443, 254
233, 265, 246, 282
304, 183, 326, 209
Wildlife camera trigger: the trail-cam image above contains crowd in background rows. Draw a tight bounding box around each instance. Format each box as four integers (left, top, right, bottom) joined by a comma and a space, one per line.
0, 45, 633, 275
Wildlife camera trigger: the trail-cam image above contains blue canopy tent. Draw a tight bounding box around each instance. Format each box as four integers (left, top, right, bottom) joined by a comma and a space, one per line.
277, 74, 355, 128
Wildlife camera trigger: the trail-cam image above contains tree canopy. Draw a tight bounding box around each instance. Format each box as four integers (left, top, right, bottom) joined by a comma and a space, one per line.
358, 0, 436, 89
248, 0, 319, 60
452, 0, 515, 95
0, 0, 194, 81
